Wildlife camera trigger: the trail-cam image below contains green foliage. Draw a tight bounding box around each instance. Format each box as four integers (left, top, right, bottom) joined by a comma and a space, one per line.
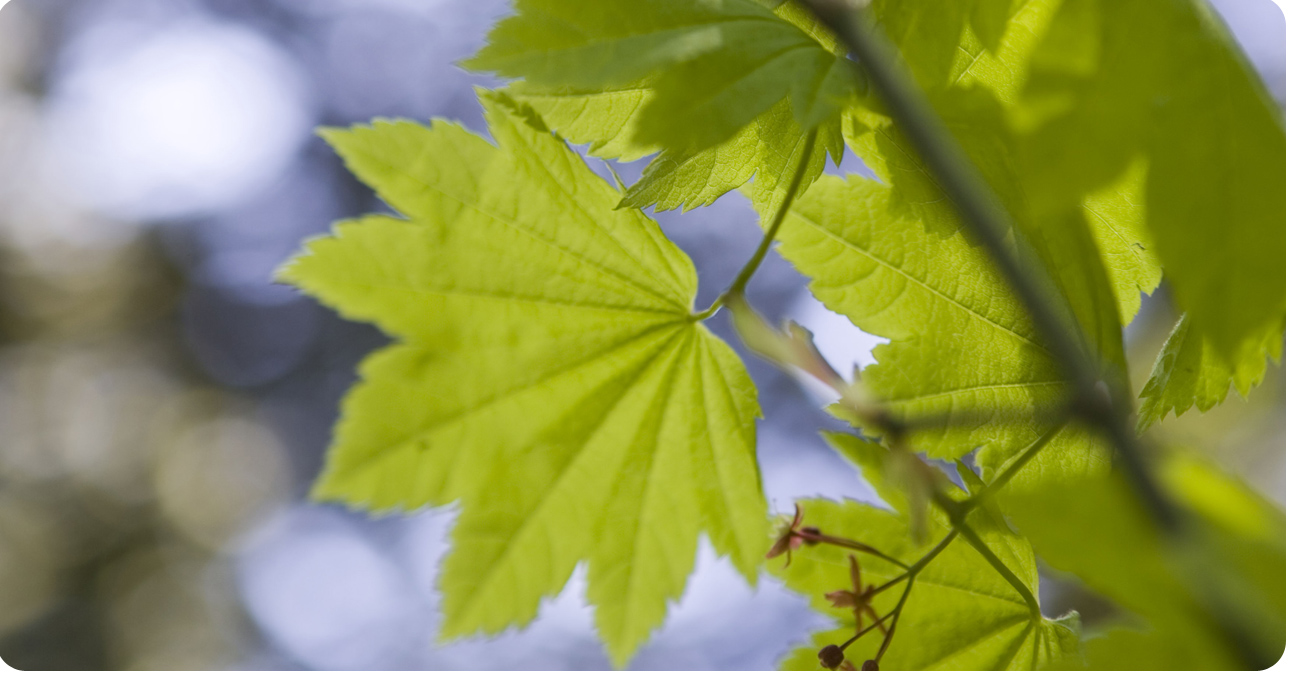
1137, 314, 1284, 432
769, 173, 1111, 491
772, 496, 1080, 670
1019, 0, 1285, 378
466, 0, 855, 151
279, 92, 767, 665
472, 0, 852, 211
1007, 452, 1286, 669
281, 0, 1286, 669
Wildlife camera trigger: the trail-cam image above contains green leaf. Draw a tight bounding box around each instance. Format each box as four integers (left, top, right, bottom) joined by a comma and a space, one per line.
509, 84, 844, 213
466, 0, 857, 152
504, 81, 660, 163
770, 173, 1111, 490
477, 0, 851, 212
772, 498, 1080, 670
1006, 453, 1286, 669
845, 0, 1161, 334
278, 92, 768, 666
868, 0, 1033, 95
1020, 0, 1286, 372
629, 103, 843, 213
1137, 314, 1283, 432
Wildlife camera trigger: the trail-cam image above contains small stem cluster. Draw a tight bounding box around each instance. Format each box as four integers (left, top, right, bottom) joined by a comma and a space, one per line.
767, 504, 918, 671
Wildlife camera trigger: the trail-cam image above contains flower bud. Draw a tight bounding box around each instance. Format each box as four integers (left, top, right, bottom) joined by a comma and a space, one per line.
819, 645, 846, 670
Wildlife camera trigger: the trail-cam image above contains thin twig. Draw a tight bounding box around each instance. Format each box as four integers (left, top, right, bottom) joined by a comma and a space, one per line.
797, 530, 910, 569
694, 127, 819, 320
873, 577, 915, 664
839, 607, 895, 650
868, 528, 958, 596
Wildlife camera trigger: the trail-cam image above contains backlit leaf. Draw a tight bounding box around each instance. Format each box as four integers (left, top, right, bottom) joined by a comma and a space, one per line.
1137, 314, 1284, 432
1007, 452, 1286, 669
278, 92, 767, 666
772, 498, 1080, 670
1020, 0, 1286, 374
769, 173, 1112, 490
475, 0, 853, 211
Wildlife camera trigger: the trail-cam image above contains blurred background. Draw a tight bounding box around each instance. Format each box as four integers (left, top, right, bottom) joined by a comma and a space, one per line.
0, 0, 1281, 669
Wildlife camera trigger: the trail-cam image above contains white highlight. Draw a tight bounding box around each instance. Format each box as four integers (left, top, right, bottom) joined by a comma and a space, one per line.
44, 18, 312, 221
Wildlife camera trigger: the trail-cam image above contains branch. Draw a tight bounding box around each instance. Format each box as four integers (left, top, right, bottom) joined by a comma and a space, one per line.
795, 1, 1273, 665
793, 0, 1177, 532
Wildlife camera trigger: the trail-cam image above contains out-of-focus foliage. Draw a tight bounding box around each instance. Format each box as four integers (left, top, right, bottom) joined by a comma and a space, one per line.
1008, 452, 1286, 669
0, 2, 302, 669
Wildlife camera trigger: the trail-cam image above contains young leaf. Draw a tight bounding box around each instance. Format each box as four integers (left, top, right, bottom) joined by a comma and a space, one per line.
476, 0, 851, 212
278, 91, 767, 666
773, 498, 1080, 670
509, 84, 844, 213
1006, 453, 1286, 669
1137, 314, 1284, 432
466, 0, 857, 153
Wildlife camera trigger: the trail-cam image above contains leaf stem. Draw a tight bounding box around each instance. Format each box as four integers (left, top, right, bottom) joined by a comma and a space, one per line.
696, 127, 819, 320
873, 576, 915, 665
868, 528, 958, 596
839, 608, 895, 650
796, 529, 910, 570
965, 421, 1066, 510
954, 521, 1043, 619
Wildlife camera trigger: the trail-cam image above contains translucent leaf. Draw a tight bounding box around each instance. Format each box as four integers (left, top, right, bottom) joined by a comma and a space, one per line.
1137, 314, 1284, 432
1020, 0, 1286, 373
1006, 453, 1286, 669
477, 0, 852, 212
772, 498, 1079, 670
278, 92, 767, 666
466, 0, 857, 152
770, 174, 1112, 489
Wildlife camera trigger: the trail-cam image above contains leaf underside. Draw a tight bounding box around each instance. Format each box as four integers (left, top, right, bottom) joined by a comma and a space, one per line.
279, 92, 768, 666
772, 497, 1079, 670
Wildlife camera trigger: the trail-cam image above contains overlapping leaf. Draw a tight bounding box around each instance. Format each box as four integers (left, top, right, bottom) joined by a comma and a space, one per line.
772, 496, 1080, 670
278, 92, 768, 666
1007, 453, 1286, 669
1137, 314, 1284, 432
468, 0, 852, 212
769, 173, 1111, 490
1018, 0, 1285, 416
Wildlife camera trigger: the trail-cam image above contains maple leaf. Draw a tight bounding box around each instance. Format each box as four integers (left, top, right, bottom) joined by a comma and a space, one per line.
1018, 0, 1285, 404
1137, 314, 1284, 432
772, 497, 1080, 670
1007, 452, 1286, 669
769, 173, 1112, 491
838, 0, 1282, 437
467, 0, 852, 212
278, 91, 767, 666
